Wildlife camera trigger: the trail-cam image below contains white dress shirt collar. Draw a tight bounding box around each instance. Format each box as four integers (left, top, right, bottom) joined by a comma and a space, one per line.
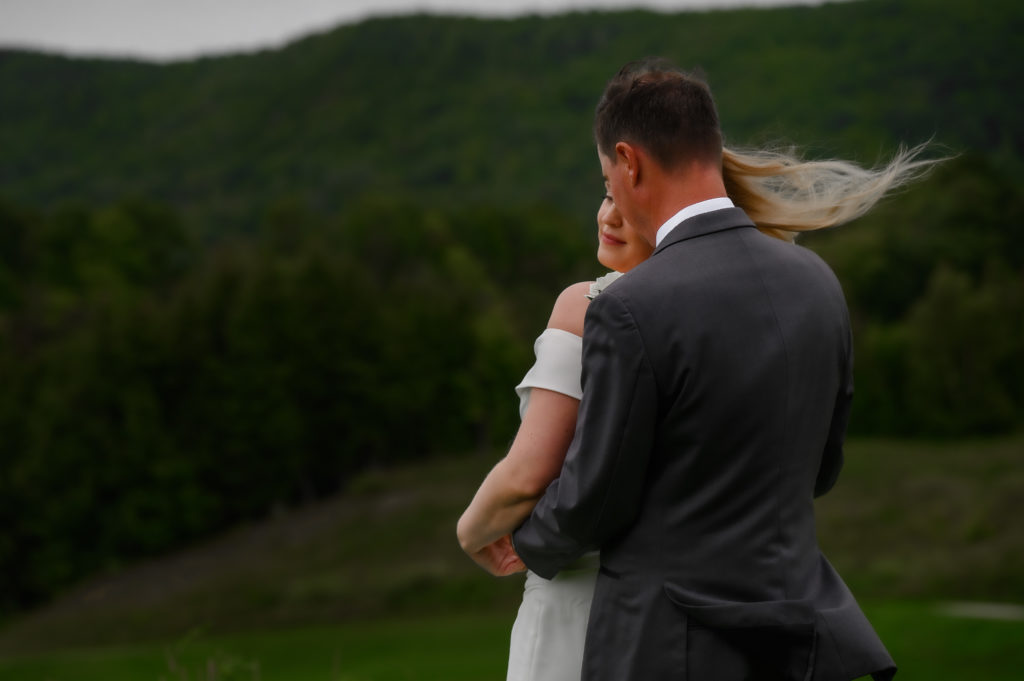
655, 197, 735, 247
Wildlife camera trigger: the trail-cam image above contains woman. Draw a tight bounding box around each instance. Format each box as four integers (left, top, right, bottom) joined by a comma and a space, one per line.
459, 191, 650, 680
457, 143, 937, 681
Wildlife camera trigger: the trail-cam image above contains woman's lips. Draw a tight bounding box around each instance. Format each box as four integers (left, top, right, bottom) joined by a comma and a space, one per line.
600, 232, 626, 245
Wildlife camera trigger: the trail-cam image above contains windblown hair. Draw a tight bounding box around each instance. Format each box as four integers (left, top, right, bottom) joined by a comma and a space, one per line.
594, 58, 722, 170
723, 143, 941, 241
597, 58, 941, 240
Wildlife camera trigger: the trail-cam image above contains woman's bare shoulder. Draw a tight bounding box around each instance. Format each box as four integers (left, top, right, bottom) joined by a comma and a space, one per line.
545, 281, 592, 337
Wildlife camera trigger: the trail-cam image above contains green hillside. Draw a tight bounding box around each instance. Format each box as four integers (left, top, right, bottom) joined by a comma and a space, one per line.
1, 436, 1021, 653
0, 0, 1021, 620
0, 0, 1020, 232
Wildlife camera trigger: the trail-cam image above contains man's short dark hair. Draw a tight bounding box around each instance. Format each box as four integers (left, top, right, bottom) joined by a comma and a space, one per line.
594, 58, 723, 170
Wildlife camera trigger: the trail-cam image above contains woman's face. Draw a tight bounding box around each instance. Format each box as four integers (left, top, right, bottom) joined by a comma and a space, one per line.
596, 195, 653, 273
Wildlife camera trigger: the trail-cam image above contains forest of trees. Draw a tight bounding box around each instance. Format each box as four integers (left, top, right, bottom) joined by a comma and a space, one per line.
0, 0, 1021, 614
0, 196, 594, 611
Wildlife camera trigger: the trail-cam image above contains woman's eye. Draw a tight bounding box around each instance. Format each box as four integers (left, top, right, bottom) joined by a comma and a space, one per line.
602, 194, 613, 203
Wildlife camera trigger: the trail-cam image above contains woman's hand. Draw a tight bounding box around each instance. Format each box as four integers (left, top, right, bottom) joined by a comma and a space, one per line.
467, 534, 526, 576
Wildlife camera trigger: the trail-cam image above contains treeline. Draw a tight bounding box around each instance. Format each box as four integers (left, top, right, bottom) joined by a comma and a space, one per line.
0, 196, 592, 611
1, 152, 1021, 613
0, 0, 1020, 233
804, 154, 1024, 435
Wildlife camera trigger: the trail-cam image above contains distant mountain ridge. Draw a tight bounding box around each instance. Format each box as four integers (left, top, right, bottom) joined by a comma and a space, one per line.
0, 0, 1020, 233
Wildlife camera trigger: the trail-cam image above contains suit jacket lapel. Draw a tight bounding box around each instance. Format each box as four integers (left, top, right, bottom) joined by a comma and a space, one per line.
651, 207, 757, 257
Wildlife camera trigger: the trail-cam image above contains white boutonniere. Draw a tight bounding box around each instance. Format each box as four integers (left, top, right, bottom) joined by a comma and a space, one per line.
586, 271, 624, 300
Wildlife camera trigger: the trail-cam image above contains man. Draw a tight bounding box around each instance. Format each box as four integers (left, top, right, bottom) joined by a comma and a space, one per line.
485, 59, 896, 681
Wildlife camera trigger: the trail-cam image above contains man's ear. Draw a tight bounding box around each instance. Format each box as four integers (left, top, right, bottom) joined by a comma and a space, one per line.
615, 142, 640, 187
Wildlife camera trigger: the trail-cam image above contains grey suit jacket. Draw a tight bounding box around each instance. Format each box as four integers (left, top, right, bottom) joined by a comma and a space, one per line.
512, 207, 895, 681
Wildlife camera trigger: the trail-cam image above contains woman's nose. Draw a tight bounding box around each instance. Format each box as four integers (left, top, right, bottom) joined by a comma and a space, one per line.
601, 203, 622, 227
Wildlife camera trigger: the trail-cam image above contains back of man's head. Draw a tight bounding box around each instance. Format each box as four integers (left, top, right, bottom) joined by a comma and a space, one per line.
594, 59, 723, 171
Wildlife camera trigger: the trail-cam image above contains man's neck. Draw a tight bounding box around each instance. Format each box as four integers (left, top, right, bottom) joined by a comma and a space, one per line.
648, 163, 728, 232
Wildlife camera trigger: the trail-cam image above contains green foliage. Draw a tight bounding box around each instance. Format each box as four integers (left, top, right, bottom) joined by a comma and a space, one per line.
0, 195, 589, 614
801, 155, 1024, 435
0, 0, 1021, 230
0, 0, 1022, 620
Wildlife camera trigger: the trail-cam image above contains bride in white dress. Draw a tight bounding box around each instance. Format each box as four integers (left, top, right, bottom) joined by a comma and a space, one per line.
457, 193, 650, 681
456, 144, 937, 680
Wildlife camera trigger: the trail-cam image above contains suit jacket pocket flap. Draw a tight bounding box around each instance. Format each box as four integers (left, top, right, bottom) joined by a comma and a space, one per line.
663, 582, 817, 629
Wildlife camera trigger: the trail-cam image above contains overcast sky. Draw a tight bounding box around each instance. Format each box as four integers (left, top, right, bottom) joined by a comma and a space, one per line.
0, 0, 838, 61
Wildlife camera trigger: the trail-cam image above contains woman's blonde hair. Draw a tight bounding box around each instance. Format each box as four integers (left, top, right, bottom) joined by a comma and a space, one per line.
722, 143, 941, 241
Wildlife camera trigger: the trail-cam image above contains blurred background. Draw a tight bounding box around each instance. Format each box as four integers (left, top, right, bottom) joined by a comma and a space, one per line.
0, 0, 1021, 678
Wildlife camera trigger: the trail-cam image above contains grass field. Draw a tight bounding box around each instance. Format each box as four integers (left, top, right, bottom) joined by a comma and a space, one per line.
0, 612, 513, 680
1, 436, 1021, 678
1, 602, 1022, 680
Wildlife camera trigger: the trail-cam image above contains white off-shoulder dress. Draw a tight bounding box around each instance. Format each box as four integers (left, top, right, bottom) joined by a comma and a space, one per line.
507, 327, 599, 681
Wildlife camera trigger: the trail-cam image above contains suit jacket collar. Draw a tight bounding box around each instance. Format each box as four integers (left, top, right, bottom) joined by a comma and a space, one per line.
651, 207, 756, 257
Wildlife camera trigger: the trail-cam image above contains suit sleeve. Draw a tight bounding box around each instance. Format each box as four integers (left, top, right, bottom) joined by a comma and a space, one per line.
815, 318, 853, 498
512, 290, 658, 579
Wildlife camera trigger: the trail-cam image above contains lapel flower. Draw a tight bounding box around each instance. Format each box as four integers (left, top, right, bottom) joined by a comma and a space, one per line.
586, 271, 625, 300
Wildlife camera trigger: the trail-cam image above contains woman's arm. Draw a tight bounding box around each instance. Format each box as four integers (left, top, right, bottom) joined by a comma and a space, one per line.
456, 282, 591, 556
457, 387, 579, 553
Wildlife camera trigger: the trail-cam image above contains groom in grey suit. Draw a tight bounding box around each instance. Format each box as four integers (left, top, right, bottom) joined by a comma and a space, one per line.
502, 61, 896, 680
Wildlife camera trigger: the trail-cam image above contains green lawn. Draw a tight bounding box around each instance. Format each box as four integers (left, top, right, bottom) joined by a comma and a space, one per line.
1, 602, 1022, 681
870, 601, 1024, 680
0, 612, 510, 681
